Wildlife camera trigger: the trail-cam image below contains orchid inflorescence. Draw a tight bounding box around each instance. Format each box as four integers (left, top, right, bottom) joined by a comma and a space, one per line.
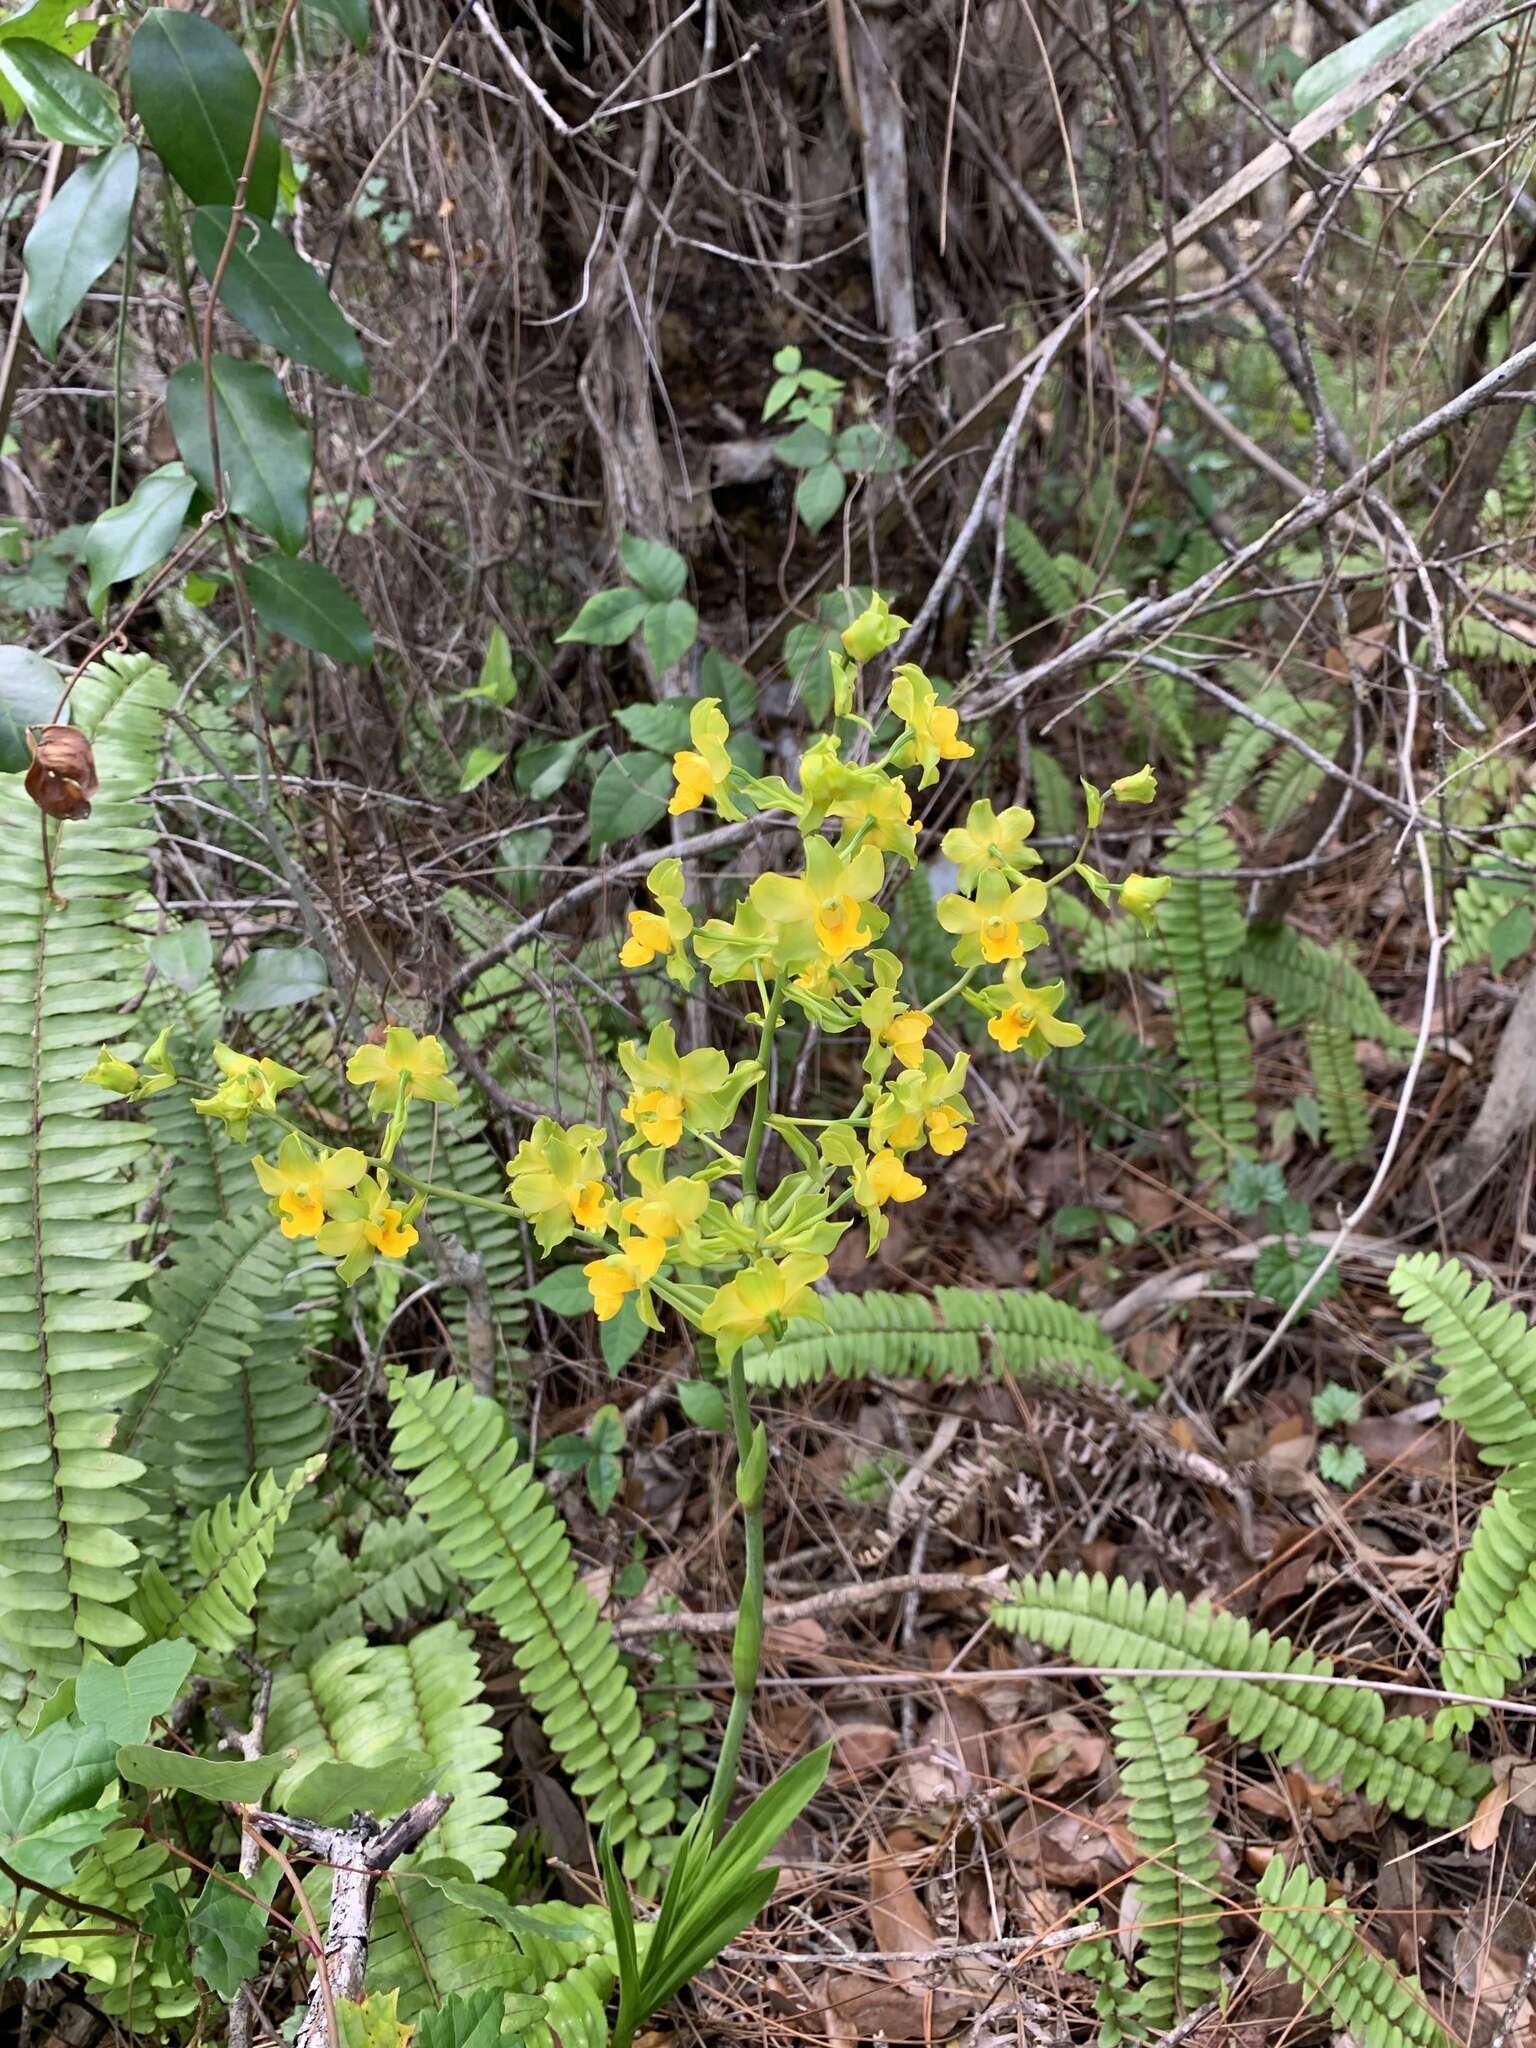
85, 593, 1168, 1363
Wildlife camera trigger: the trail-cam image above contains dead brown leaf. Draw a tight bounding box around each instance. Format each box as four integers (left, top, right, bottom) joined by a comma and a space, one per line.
866, 1830, 939, 1990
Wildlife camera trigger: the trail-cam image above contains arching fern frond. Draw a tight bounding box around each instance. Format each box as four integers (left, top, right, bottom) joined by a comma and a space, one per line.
22, 1819, 196, 2029
1004, 515, 1077, 620
1256, 1857, 1453, 2048
993, 1571, 1487, 1824
1446, 787, 1536, 972
131, 1461, 318, 1653
1104, 1681, 1223, 2030
426, 1108, 529, 1390
1389, 1251, 1536, 1467
331, 1622, 512, 1880
1254, 701, 1342, 834
386, 1367, 672, 1887
1239, 922, 1411, 1048
1195, 685, 1305, 814
268, 1636, 387, 1797
1160, 807, 1256, 1180
1434, 1474, 1536, 1737
365, 1877, 550, 2028
1304, 1017, 1373, 1162
0, 650, 174, 1697
266, 1513, 454, 1667
744, 1286, 1151, 1400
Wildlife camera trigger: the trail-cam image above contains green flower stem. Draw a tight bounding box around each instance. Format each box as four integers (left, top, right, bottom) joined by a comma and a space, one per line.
700, 1351, 764, 1844
700, 978, 783, 1840
924, 964, 977, 1014
739, 983, 786, 1208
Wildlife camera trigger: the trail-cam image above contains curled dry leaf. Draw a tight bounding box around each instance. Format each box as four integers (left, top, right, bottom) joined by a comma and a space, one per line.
25, 723, 97, 820
866, 1829, 940, 1990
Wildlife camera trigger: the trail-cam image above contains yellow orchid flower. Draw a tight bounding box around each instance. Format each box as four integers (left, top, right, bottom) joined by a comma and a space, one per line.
749, 836, 887, 971
798, 737, 918, 861
869, 1049, 973, 1158
982, 975, 1084, 1059
345, 1027, 459, 1116
584, 1230, 666, 1325
507, 1117, 613, 1251
840, 592, 909, 664
862, 1147, 925, 1206
669, 699, 742, 820
83, 1047, 140, 1096
700, 1252, 828, 1363
316, 1172, 424, 1284
1110, 764, 1157, 804
941, 799, 1038, 892
621, 1149, 711, 1243
192, 1041, 303, 1141
252, 1131, 367, 1241
937, 869, 1049, 967
617, 1021, 762, 1150
619, 859, 696, 986
889, 663, 973, 788
1120, 872, 1172, 929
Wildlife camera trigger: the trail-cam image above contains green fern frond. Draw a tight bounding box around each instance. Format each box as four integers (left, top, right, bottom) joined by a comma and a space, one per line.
1434, 1473, 1536, 1736
1064, 1912, 1140, 2048
1161, 808, 1257, 1179
745, 1286, 1151, 1400
268, 1636, 388, 1794
1256, 1857, 1453, 2048
0, 650, 174, 1696
131, 1461, 317, 1653
427, 1107, 529, 1386
365, 1877, 550, 2028
1074, 909, 1164, 975
1239, 923, 1410, 1047
140, 1081, 259, 1234
386, 1367, 672, 1887
1254, 702, 1342, 834
1389, 1251, 1536, 1467
1447, 788, 1536, 973
1304, 1018, 1373, 1162
1194, 685, 1304, 814
23, 1820, 196, 2027
1005, 515, 1077, 619
1029, 748, 1078, 841
1044, 1004, 1180, 1152
1105, 1681, 1223, 2030
993, 1571, 1488, 1824
267, 1514, 454, 1666
641, 1623, 713, 1811
116, 1207, 294, 1527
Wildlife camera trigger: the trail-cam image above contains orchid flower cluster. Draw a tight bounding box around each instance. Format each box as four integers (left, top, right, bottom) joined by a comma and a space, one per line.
85, 594, 1168, 1359
507, 592, 1169, 1364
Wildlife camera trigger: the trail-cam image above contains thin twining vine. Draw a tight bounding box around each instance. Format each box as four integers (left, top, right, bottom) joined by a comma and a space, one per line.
87, 591, 1166, 2029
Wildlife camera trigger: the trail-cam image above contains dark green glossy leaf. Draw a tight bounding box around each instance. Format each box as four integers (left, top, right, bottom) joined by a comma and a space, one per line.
244, 551, 373, 662
618, 533, 686, 602
303, 0, 368, 52
794, 460, 845, 535
226, 945, 329, 1012
22, 142, 137, 360
84, 461, 196, 615
558, 586, 649, 646
0, 645, 61, 774
167, 356, 312, 552
129, 10, 279, 218
188, 1878, 268, 1996
642, 598, 697, 673
116, 1744, 279, 1801
614, 696, 694, 752
281, 1750, 435, 1824
76, 1640, 196, 1745
190, 207, 368, 392
149, 920, 213, 994
588, 749, 672, 853
0, 39, 122, 144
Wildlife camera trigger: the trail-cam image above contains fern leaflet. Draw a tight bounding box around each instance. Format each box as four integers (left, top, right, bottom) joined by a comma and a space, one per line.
745, 1285, 1150, 1399
386, 1367, 672, 1886
1160, 807, 1256, 1179
1389, 1250, 1536, 1466
1256, 1857, 1452, 2048
1304, 1017, 1373, 1162
1105, 1681, 1223, 2029
994, 1570, 1488, 1824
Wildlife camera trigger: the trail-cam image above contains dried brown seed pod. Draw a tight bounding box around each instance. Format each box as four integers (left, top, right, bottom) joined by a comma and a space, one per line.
24, 724, 98, 821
